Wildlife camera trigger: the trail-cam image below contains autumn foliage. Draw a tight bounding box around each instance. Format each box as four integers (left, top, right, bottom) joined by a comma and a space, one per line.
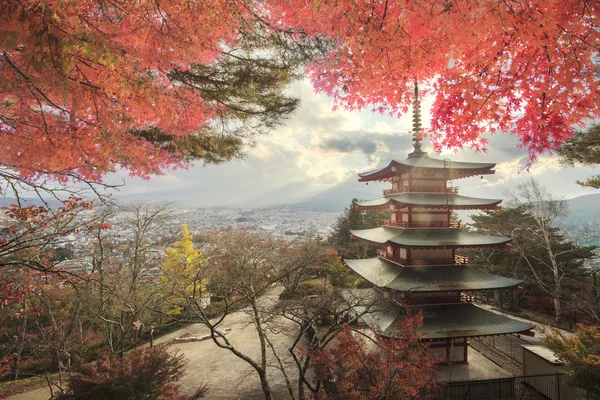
3, 0, 598, 185
310, 314, 438, 400
0, 1, 296, 183
57, 346, 207, 400
272, 0, 600, 159
542, 324, 600, 398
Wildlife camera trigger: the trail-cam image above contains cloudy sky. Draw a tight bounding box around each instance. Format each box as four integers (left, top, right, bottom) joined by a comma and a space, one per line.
105, 79, 600, 208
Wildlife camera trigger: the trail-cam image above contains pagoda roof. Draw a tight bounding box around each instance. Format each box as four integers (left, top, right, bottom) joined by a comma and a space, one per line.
344, 257, 523, 292
355, 193, 502, 210
350, 227, 511, 248
358, 157, 495, 182
362, 301, 533, 339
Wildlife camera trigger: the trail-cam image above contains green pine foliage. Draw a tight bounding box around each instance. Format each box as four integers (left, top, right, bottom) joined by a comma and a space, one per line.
467, 206, 596, 306
328, 261, 357, 288
330, 198, 388, 258
558, 124, 600, 189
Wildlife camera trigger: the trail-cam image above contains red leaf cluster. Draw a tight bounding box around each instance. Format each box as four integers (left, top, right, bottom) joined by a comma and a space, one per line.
271, 0, 599, 160
310, 314, 439, 400
0, 1, 260, 181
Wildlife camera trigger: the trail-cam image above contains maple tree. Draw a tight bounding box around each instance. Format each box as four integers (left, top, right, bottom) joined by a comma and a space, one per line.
272, 0, 600, 159
0, 1, 306, 186
310, 316, 438, 400
58, 346, 207, 400
542, 324, 600, 398
0, 196, 94, 271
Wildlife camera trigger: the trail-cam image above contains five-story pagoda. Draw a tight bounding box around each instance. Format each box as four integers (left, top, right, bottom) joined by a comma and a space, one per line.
344, 86, 533, 364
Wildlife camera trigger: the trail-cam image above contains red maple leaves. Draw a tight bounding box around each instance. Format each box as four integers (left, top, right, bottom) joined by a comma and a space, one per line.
272, 0, 599, 159
2, 0, 597, 183
0, 0, 257, 182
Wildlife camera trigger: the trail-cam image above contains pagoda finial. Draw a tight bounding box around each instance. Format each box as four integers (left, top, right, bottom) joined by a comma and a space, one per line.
408, 80, 427, 158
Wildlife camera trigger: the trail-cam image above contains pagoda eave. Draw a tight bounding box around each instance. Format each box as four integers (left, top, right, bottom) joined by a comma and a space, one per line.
344, 258, 524, 292
354, 194, 503, 210
357, 159, 497, 183
360, 300, 534, 340
350, 227, 512, 248
355, 204, 502, 211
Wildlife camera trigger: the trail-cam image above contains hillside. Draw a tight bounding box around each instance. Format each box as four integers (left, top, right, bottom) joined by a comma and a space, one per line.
565, 193, 600, 226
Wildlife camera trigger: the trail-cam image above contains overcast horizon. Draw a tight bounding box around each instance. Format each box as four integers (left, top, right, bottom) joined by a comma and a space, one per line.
104, 78, 600, 209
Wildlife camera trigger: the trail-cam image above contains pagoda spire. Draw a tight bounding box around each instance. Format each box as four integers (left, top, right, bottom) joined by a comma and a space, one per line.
408, 81, 427, 159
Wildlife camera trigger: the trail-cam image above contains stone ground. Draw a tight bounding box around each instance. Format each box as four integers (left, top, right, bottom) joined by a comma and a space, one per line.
155, 288, 299, 399
437, 346, 512, 382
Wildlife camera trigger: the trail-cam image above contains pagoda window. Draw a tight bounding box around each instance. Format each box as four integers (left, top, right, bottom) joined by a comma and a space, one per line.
386, 245, 394, 257
399, 248, 407, 259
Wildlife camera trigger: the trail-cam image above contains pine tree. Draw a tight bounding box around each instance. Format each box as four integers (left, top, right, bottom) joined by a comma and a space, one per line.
558, 124, 600, 188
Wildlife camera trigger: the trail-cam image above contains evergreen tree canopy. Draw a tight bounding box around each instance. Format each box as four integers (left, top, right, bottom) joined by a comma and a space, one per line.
558, 124, 600, 189
469, 206, 596, 304
330, 199, 388, 258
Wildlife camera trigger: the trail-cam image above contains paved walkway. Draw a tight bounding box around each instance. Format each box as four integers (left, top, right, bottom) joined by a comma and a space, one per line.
6, 387, 52, 400
437, 346, 511, 382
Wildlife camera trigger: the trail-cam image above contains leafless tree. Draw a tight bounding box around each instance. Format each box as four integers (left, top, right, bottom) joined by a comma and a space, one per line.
164, 229, 381, 400
507, 178, 575, 321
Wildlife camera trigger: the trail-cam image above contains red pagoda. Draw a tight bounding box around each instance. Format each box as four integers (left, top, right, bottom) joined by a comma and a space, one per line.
344, 86, 533, 363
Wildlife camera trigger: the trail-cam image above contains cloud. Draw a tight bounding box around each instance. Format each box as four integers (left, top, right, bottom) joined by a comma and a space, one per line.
104, 77, 597, 208
319, 136, 378, 155
316, 132, 411, 161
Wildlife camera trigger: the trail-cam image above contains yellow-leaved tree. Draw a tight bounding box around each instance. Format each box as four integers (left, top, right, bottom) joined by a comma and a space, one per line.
161, 225, 209, 315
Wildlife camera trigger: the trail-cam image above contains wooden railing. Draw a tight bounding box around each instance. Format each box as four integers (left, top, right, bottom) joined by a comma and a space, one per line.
461, 293, 474, 302
383, 186, 459, 195
381, 220, 460, 229
379, 251, 468, 266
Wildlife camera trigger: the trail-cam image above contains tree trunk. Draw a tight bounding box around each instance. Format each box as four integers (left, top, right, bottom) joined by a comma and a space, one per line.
12, 301, 28, 380
553, 297, 562, 323
257, 370, 273, 400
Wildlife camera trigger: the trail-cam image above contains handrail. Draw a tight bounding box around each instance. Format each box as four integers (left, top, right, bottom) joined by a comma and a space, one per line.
381, 220, 460, 229
379, 251, 469, 266
383, 186, 459, 195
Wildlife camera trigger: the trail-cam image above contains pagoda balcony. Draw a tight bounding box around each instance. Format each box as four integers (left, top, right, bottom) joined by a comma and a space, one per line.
383, 186, 459, 196
381, 220, 460, 229
378, 251, 469, 266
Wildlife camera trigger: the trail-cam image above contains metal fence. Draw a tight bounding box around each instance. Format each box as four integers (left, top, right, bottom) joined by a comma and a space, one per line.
438, 374, 589, 400
472, 334, 532, 365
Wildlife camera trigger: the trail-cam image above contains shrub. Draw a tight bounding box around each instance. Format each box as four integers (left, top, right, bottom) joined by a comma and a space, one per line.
279, 281, 322, 299
57, 346, 207, 400
328, 261, 356, 288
